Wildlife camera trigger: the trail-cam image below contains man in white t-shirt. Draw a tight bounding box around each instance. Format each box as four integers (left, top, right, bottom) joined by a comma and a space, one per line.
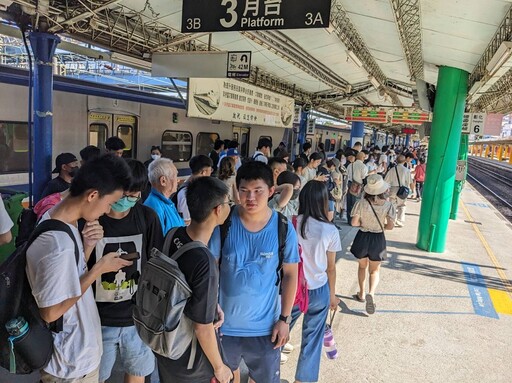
384, 155, 414, 227
26, 155, 133, 382
252, 137, 272, 164
0, 195, 13, 246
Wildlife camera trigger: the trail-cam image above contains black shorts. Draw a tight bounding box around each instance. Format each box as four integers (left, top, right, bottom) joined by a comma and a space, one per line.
350, 230, 387, 261
221, 335, 280, 383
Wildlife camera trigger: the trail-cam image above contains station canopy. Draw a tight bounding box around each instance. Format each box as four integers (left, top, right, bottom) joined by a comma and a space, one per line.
2, 0, 512, 123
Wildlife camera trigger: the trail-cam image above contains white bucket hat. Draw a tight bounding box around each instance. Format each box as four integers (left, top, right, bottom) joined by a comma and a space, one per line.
364, 174, 389, 195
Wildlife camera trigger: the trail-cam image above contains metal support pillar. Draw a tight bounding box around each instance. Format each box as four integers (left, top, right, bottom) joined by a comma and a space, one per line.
372, 128, 377, 144
350, 121, 364, 147
417, 66, 468, 252
29, 32, 60, 202
405, 134, 411, 148
450, 134, 468, 220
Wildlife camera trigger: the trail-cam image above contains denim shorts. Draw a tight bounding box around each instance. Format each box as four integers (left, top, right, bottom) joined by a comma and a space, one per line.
221, 335, 280, 383
99, 325, 155, 381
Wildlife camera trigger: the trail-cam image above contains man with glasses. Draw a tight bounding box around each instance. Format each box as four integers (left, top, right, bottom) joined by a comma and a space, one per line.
155, 176, 233, 383
87, 159, 164, 383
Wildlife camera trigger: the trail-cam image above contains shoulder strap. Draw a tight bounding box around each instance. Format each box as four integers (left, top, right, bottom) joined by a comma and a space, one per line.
368, 201, 385, 233
171, 241, 207, 261
395, 166, 402, 187
29, 219, 80, 266
163, 227, 181, 255
219, 205, 236, 252
253, 152, 263, 160
275, 212, 288, 287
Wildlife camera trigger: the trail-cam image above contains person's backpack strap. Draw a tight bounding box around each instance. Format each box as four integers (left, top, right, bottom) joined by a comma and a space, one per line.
219, 205, 236, 256
252, 152, 263, 161
395, 166, 402, 188
275, 212, 288, 287
163, 227, 181, 255
368, 201, 385, 233
27, 219, 80, 332
171, 241, 207, 261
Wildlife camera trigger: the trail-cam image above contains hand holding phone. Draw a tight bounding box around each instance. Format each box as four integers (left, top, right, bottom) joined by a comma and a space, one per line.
119, 252, 140, 261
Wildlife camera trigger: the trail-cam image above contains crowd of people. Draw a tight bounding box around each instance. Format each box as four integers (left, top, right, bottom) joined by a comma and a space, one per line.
0, 135, 428, 383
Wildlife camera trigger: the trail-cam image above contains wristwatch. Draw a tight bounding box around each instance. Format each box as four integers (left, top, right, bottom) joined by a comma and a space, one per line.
279, 314, 292, 324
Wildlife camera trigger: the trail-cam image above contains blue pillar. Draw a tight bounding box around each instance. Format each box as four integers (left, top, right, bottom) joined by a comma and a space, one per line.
29, 32, 60, 202
405, 134, 411, 148
350, 121, 364, 147
372, 128, 377, 144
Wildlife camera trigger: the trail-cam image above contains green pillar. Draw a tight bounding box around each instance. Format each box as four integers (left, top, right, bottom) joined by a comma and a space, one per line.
416, 66, 468, 252
450, 134, 469, 220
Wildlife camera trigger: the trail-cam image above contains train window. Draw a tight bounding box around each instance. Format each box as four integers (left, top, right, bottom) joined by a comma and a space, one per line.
0, 122, 29, 173
117, 125, 133, 150
161, 130, 192, 162
196, 132, 220, 156
89, 123, 108, 150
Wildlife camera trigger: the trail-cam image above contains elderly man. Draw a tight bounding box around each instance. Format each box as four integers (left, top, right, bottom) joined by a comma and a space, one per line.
385, 155, 415, 227
144, 157, 185, 235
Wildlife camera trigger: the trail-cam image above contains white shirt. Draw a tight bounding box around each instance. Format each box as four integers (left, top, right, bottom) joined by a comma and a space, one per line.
295, 216, 342, 289
252, 151, 268, 164
0, 196, 13, 235
349, 160, 368, 184
303, 166, 317, 184
385, 164, 413, 193
25, 213, 102, 378
177, 186, 190, 222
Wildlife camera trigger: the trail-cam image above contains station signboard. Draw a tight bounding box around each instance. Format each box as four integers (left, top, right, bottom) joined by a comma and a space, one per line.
391, 110, 431, 125
227, 51, 251, 78
462, 113, 486, 136
345, 108, 387, 123
181, 0, 331, 32
187, 78, 294, 128
461, 113, 471, 134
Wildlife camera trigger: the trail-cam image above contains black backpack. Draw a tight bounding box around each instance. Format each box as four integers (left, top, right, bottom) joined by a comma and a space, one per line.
0, 220, 79, 376
220, 206, 288, 288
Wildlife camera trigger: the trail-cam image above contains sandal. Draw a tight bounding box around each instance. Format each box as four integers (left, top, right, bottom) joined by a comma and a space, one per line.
366, 294, 376, 314
352, 293, 365, 303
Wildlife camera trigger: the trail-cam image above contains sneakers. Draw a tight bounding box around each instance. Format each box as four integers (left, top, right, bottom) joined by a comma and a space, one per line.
366, 294, 376, 315
282, 342, 294, 354
395, 221, 404, 228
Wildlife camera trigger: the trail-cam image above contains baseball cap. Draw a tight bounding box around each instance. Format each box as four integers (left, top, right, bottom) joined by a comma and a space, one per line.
226, 148, 239, 157
52, 153, 78, 173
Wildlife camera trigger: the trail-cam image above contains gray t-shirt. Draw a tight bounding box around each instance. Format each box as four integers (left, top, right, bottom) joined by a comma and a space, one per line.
351, 198, 396, 233
26, 214, 102, 378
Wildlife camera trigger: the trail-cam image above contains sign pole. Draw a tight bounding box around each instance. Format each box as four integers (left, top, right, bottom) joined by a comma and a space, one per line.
450, 133, 469, 220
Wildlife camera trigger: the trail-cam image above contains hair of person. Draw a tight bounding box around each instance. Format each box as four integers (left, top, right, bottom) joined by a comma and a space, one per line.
228, 140, 239, 149
298, 180, 331, 239
302, 142, 312, 152
189, 154, 213, 174
79, 145, 101, 162
214, 139, 225, 150
318, 142, 325, 150
292, 157, 307, 171
218, 156, 235, 181
354, 141, 362, 147
326, 159, 335, 168
278, 141, 285, 147
257, 137, 272, 150
69, 154, 131, 197
268, 156, 287, 171
374, 145, 381, 151
364, 191, 387, 202
382, 145, 389, 152
105, 136, 126, 151
148, 157, 175, 185
186, 176, 229, 223
309, 152, 322, 162
356, 151, 366, 161
275, 149, 289, 159
277, 170, 300, 186
405, 152, 414, 159
236, 161, 274, 189
151, 145, 161, 153
419, 158, 426, 164
223, 139, 231, 147
335, 149, 344, 161
126, 159, 148, 192
397, 155, 406, 164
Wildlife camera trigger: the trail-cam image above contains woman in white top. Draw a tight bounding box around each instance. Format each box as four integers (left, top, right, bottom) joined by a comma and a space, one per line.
290, 181, 342, 383
350, 174, 396, 314
268, 171, 300, 219
218, 156, 240, 204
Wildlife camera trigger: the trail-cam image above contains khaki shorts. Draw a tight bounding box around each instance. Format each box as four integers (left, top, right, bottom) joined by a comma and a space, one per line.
40, 367, 99, 383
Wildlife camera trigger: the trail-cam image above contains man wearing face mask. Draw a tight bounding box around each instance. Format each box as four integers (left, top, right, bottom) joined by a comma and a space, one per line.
41, 153, 80, 198
86, 159, 164, 383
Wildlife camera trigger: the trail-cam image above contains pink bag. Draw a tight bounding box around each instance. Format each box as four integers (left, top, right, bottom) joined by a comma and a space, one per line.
292, 216, 309, 313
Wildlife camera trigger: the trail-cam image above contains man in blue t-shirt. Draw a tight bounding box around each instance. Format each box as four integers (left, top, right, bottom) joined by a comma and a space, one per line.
219, 161, 299, 383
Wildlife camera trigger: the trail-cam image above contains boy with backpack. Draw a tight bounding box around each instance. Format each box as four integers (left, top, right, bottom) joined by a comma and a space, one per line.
152, 176, 233, 383
24, 154, 134, 381
217, 161, 299, 383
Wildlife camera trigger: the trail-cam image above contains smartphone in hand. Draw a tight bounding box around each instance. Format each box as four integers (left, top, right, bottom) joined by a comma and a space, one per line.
119, 252, 140, 261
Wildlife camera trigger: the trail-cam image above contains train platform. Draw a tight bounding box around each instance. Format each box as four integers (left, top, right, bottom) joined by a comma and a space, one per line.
278, 184, 512, 383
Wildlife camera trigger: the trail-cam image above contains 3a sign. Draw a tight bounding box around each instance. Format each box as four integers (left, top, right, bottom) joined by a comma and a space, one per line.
181, 0, 331, 32
227, 51, 251, 78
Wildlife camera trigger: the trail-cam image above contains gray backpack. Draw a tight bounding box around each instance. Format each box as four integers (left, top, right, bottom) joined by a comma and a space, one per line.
133, 228, 206, 369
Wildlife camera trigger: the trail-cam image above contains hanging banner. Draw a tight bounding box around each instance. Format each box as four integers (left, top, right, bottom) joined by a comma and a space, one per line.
187, 78, 294, 128
182, 0, 331, 33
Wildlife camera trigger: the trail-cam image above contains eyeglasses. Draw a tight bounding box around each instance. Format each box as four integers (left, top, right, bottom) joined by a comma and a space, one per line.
218, 200, 235, 207
123, 194, 141, 203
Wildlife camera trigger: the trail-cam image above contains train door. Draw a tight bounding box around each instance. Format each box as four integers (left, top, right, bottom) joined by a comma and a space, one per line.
232, 126, 250, 158
88, 112, 137, 158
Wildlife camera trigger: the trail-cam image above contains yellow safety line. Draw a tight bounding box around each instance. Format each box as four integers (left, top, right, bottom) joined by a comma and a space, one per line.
460, 199, 512, 301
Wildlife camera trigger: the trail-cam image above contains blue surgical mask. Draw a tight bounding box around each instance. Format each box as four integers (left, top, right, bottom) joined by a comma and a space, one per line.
111, 196, 137, 213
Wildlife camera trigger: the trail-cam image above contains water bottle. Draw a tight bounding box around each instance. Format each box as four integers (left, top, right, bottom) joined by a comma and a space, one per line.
323, 325, 338, 359
5, 316, 53, 372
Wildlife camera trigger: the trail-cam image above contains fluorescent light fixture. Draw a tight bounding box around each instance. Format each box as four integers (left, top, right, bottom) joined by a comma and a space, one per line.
111, 52, 151, 72
468, 81, 482, 98
317, 107, 329, 113
346, 50, 363, 67
486, 41, 512, 77
368, 75, 381, 89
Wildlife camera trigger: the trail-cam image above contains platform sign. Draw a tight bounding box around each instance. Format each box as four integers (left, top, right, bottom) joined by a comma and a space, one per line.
455, 160, 467, 181
470, 113, 486, 137
345, 108, 387, 123
227, 51, 251, 78
181, 0, 331, 33
391, 110, 431, 125
461, 113, 471, 134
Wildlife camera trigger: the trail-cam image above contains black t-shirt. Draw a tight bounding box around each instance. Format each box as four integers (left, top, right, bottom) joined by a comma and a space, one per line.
156, 226, 220, 382
209, 150, 220, 172
41, 176, 70, 198
299, 152, 309, 163
87, 203, 164, 327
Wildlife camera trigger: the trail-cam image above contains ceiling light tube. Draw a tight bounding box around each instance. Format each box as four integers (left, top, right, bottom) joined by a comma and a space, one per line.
486, 41, 512, 77
368, 75, 380, 89
346, 50, 363, 67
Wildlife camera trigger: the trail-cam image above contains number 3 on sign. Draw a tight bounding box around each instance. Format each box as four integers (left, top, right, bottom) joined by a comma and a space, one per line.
220, 0, 238, 28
